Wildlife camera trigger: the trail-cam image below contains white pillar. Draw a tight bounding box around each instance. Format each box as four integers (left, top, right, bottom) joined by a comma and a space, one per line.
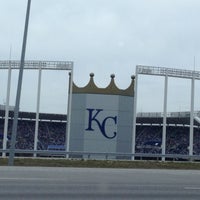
162, 74, 168, 161
132, 66, 138, 160
66, 67, 73, 158
189, 76, 195, 157
34, 66, 42, 157
2, 62, 12, 157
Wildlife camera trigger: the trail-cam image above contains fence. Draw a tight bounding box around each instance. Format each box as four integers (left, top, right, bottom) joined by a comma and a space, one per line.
1, 149, 200, 161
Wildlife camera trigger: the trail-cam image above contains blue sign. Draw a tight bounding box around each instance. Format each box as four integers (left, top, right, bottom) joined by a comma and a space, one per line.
85, 108, 117, 139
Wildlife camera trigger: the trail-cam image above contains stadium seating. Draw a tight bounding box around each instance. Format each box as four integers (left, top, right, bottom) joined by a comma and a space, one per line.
0, 119, 66, 150
1, 118, 200, 156
135, 125, 199, 155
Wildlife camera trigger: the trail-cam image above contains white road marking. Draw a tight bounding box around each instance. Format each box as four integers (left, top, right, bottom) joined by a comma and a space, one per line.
184, 187, 200, 190
0, 177, 53, 181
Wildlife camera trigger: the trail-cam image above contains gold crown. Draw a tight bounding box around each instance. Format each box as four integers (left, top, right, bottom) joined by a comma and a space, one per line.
71, 73, 134, 97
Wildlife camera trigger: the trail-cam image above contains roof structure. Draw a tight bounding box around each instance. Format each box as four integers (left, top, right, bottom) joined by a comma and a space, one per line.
136, 116, 200, 126
0, 110, 66, 122
136, 111, 200, 126
0, 109, 199, 126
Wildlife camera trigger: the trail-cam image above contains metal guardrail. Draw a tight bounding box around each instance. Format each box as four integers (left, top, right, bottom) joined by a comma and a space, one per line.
1, 149, 200, 161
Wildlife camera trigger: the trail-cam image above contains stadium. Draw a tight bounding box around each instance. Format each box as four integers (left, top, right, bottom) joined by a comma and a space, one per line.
0, 61, 200, 161
1, 108, 200, 159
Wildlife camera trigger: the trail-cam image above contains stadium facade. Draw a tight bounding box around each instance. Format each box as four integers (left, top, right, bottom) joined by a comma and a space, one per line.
1, 105, 200, 159
1, 64, 200, 160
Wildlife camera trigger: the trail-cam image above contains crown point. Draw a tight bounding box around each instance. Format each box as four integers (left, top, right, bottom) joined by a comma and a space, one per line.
90, 73, 94, 77
131, 75, 135, 79
110, 74, 115, 79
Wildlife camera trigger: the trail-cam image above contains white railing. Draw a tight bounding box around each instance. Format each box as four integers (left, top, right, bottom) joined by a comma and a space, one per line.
137, 65, 200, 80
0, 60, 73, 70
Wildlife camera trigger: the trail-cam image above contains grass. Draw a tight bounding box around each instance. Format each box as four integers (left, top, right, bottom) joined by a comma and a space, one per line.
1, 158, 200, 169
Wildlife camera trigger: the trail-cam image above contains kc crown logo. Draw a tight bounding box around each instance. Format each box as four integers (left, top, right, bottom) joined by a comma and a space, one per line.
85, 108, 117, 139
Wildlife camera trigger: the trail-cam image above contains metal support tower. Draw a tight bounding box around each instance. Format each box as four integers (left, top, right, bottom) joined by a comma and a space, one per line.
33, 66, 42, 157
132, 66, 138, 160
162, 74, 168, 161
66, 69, 73, 158
189, 77, 195, 157
133, 65, 200, 160
2, 62, 12, 157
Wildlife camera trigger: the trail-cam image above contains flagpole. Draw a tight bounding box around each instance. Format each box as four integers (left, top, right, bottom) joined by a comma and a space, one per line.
8, 0, 32, 166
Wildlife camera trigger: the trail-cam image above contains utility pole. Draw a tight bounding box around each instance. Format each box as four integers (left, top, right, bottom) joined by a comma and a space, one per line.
8, 0, 32, 166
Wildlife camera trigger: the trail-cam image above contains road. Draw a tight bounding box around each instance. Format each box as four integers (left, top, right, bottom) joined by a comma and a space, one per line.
0, 166, 200, 199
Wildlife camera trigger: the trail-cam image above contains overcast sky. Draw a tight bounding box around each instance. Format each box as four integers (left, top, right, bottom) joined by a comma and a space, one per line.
1, 0, 200, 114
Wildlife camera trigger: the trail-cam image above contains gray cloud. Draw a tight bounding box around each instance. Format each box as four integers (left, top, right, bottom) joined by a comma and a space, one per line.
1, 0, 200, 113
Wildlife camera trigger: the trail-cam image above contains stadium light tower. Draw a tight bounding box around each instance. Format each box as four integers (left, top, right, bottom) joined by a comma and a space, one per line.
8, 0, 32, 166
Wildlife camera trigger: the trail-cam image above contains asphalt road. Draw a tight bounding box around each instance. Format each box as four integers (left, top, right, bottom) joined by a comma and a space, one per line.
0, 166, 200, 200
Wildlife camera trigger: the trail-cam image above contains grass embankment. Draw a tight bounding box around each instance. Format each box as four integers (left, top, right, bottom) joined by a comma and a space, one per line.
1, 158, 200, 169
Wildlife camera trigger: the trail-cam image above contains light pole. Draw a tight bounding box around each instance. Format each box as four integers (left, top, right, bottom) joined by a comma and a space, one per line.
8, 0, 32, 166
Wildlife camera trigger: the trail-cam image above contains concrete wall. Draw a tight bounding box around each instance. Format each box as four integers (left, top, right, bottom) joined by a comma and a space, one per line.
69, 93, 134, 158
